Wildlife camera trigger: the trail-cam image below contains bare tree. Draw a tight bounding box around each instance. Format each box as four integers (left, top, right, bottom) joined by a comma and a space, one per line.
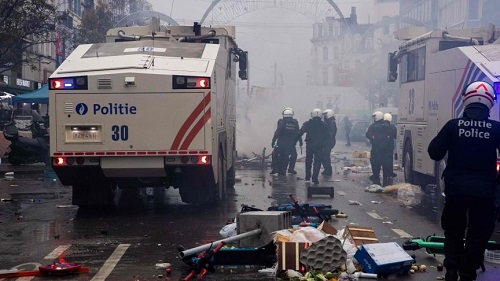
76, 0, 113, 44
0, 0, 59, 74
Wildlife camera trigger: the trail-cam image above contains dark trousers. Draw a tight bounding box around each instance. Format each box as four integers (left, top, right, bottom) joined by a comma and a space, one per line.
370, 149, 384, 178
381, 148, 393, 185
271, 148, 280, 172
288, 147, 297, 171
321, 145, 334, 175
345, 129, 351, 145
276, 144, 294, 174
441, 196, 496, 279
305, 145, 323, 181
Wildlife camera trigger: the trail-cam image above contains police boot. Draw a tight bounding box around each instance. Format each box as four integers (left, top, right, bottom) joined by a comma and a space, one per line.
369, 175, 381, 185
445, 269, 458, 281
459, 270, 476, 281
383, 177, 393, 187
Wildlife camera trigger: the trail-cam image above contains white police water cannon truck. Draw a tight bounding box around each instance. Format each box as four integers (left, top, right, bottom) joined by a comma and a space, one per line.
387, 24, 500, 194
49, 18, 248, 207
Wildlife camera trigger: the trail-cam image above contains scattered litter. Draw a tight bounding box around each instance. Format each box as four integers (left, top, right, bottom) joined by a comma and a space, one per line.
365, 184, 384, 193
219, 222, 237, 238
154, 263, 171, 270
235, 175, 242, 182
382, 221, 393, 224
348, 200, 361, 205
333, 179, 341, 182
56, 205, 75, 208
370, 201, 382, 204
1, 198, 14, 202
5, 172, 14, 176
257, 265, 277, 277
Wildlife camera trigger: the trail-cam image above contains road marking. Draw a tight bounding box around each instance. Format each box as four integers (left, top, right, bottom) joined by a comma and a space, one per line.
392, 228, 413, 238
366, 212, 383, 219
44, 245, 71, 260
91, 244, 130, 281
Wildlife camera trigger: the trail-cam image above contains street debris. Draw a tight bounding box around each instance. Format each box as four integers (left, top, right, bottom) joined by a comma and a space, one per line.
348, 200, 361, 205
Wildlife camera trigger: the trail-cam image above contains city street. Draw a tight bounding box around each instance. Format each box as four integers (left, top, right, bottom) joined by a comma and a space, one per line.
0, 141, 499, 280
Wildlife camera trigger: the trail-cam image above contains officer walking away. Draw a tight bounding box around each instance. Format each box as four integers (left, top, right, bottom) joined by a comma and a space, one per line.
382, 113, 397, 183
321, 109, 337, 176
365, 111, 391, 185
285, 108, 303, 174
271, 107, 300, 176
341, 116, 352, 146
297, 108, 328, 185
428, 81, 500, 281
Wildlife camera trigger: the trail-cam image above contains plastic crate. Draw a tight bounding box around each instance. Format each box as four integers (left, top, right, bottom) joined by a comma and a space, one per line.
484, 250, 500, 264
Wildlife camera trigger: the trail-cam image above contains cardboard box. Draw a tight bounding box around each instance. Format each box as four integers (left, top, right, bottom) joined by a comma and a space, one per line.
354, 242, 414, 275
277, 242, 310, 271
342, 225, 379, 247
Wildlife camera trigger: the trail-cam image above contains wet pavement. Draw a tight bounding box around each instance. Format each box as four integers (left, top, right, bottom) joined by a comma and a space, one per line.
0, 143, 499, 280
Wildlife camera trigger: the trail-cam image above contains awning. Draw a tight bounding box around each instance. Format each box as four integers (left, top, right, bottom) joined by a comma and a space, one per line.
12, 85, 48, 104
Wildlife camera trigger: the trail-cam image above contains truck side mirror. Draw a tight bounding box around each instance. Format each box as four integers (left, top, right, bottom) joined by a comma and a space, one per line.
238, 51, 248, 80
387, 52, 398, 82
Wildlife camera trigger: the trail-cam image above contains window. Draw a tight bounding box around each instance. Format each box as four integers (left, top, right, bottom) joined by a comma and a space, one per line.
323, 47, 328, 60
401, 46, 426, 83
323, 68, 328, 85
334, 46, 339, 59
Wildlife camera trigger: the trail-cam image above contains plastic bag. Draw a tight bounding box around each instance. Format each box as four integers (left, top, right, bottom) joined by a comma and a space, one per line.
219, 222, 237, 238
290, 226, 326, 243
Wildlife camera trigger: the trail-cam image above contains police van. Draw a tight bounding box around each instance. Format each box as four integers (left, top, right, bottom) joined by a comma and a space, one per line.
48, 18, 248, 207
387, 25, 500, 193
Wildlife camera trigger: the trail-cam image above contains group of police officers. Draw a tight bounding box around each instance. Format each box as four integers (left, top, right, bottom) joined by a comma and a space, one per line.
270, 106, 397, 187
270, 107, 337, 185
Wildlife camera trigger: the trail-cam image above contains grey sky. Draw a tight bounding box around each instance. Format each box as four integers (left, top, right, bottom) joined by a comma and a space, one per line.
144, 0, 377, 154
146, 0, 375, 86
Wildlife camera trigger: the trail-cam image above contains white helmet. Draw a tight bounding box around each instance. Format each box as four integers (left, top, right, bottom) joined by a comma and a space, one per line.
373, 111, 384, 122
383, 113, 392, 122
323, 109, 334, 119
311, 108, 322, 118
463, 81, 496, 110
282, 107, 294, 117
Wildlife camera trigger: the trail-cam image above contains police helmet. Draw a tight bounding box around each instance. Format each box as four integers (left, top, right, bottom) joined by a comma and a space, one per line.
323, 109, 334, 119
311, 108, 322, 118
282, 107, 294, 117
463, 81, 496, 110
383, 113, 392, 122
372, 111, 384, 122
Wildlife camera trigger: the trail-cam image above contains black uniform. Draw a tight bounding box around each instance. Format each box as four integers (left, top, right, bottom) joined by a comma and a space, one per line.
271, 117, 300, 175
365, 119, 392, 185
382, 120, 397, 184
297, 117, 328, 184
321, 116, 337, 176
428, 105, 500, 281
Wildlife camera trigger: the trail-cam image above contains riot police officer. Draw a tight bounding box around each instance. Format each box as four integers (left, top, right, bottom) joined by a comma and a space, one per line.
428, 81, 500, 281
365, 111, 391, 185
382, 113, 397, 184
321, 109, 337, 176
271, 107, 301, 176
297, 108, 328, 185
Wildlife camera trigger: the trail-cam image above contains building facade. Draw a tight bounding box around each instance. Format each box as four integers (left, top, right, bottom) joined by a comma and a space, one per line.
0, 0, 85, 96
308, 1, 400, 114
